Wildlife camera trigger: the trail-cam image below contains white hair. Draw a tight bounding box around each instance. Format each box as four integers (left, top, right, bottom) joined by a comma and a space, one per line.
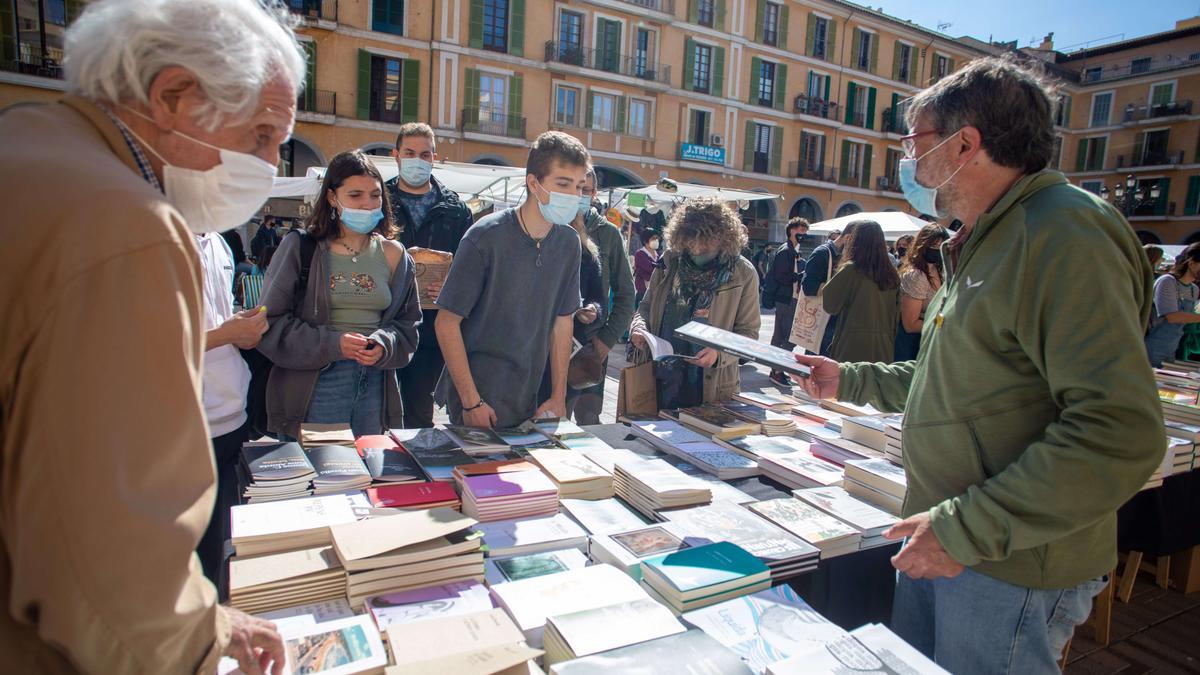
64, 0, 306, 131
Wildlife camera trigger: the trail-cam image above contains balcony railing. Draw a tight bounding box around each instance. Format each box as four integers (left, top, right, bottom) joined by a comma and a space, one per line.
882, 108, 906, 134
298, 89, 336, 115
838, 170, 870, 189
287, 0, 338, 22
794, 95, 839, 120
788, 162, 838, 183
461, 107, 527, 139
615, 0, 676, 13
544, 41, 671, 86
1117, 149, 1186, 169
1122, 100, 1193, 123
0, 51, 63, 80
844, 110, 869, 129
877, 176, 901, 193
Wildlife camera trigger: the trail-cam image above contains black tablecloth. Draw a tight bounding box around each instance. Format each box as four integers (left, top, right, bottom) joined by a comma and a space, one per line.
585, 423, 897, 630
1117, 469, 1200, 557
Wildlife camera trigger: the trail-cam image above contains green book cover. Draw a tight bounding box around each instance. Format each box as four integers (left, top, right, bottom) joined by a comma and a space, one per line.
643, 541, 768, 593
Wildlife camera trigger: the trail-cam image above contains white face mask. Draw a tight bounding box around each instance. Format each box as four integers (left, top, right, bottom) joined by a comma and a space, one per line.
122, 107, 278, 233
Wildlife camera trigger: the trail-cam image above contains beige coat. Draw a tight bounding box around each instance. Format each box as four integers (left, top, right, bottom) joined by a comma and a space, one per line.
0, 96, 228, 673
630, 252, 761, 402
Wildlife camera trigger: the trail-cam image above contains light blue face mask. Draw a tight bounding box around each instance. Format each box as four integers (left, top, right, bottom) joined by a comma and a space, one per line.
338, 204, 384, 234
899, 130, 965, 219
534, 181, 581, 226
399, 157, 433, 187
577, 195, 592, 217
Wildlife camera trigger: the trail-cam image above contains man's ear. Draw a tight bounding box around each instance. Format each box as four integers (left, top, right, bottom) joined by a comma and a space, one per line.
957, 126, 984, 163
145, 66, 202, 130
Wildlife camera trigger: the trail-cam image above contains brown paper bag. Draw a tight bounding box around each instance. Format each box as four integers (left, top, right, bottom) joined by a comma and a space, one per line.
617, 361, 657, 418
407, 247, 454, 310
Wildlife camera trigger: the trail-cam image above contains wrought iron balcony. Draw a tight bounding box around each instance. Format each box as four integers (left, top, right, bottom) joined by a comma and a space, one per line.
877, 175, 902, 193
0, 52, 63, 79
1117, 149, 1186, 169
614, 0, 676, 14
1122, 100, 1193, 123
286, 0, 337, 22
297, 89, 336, 115
788, 162, 839, 183
793, 95, 839, 120
544, 41, 671, 86
882, 108, 906, 134
461, 107, 527, 139
844, 110, 869, 129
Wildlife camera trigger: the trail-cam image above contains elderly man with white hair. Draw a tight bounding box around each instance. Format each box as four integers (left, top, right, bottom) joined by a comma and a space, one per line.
0, 0, 305, 673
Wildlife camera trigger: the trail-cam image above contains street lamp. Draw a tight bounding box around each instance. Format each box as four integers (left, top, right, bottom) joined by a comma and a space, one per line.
1099, 174, 1161, 216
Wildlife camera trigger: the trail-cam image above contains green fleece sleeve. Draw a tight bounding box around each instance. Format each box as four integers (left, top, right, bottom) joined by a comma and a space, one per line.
836, 360, 915, 413
929, 218, 1164, 567
597, 225, 636, 348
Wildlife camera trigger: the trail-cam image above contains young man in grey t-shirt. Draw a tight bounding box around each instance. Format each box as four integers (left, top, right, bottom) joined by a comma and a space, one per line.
434, 132, 587, 428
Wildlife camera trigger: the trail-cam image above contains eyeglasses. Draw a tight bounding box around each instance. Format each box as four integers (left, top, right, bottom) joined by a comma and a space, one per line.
900, 129, 945, 157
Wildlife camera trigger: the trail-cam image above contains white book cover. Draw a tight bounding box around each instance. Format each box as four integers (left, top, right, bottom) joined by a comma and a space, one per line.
614, 457, 710, 496
490, 564, 648, 647
549, 598, 686, 658
660, 502, 819, 564
230, 493, 361, 541
762, 451, 843, 486
257, 599, 355, 624
630, 420, 711, 446
682, 585, 849, 673
560, 498, 647, 535
792, 486, 899, 533
280, 615, 387, 675
747, 498, 860, 547
591, 521, 695, 572
473, 513, 588, 553
766, 623, 949, 675
529, 449, 612, 483
845, 458, 908, 486
726, 435, 812, 458
672, 441, 759, 470
580, 446, 647, 473
365, 580, 494, 632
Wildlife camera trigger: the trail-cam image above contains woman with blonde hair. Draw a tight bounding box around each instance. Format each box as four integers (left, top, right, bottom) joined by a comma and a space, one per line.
629, 197, 761, 405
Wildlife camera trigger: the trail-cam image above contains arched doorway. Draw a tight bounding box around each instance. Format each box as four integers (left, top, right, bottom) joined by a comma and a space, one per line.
593, 165, 643, 189
279, 137, 325, 177
469, 154, 511, 166
741, 191, 776, 244
789, 197, 823, 223
361, 143, 393, 157
834, 201, 863, 218
1179, 231, 1200, 245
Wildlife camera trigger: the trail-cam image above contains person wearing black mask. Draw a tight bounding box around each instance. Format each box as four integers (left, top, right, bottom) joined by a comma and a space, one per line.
766, 217, 809, 385
894, 235, 914, 267
894, 223, 950, 361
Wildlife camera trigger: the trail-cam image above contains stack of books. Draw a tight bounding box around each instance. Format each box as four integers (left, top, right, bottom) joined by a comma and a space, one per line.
489, 563, 651, 648
613, 457, 713, 518
354, 435, 425, 484
457, 462, 560, 522
810, 436, 882, 466
641, 541, 771, 613
364, 481, 460, 511
1159, 385, 1200, 426
819, 399, 885, 418
443, 424, 510, 455
329, 507, 485, 607
840, 414, 903, 454
793, 404, 847, 433
627, 419, 710, 454
883, 419, 904, 465
385, 608, 542, 673
790, 416, 843, 444
391, 428, 474, 481
228, 546, 345, 615
230, 493, 363, 557
559, 497, 647, 535
657, 440, 761, 480
484, 547, 591, 586
528, 448, 614, 499
767, 623, 950, 675
733, 390, 799, 411
543, 598, 686, 666
239, 441, 316, 503
535, 419, 617, 454
473, 513, 590, 557
1143, 451, 1170, 491
741, 438, 845, 489
495, 425, 561, 450
661, 502, 820, 581
843, 458, 908, 515
720, 402, 798, 436
792, 486, 900, 549
306, 444, 373, 495
1169, 436, 1194, 475
589, 522, 694, 580
549, 629, 753, 675
746, 498, 861, 559
676, 405, 761, 439
364, 579, 494, 633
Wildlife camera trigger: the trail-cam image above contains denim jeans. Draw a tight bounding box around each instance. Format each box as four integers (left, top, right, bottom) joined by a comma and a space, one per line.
305, 359, 385, 438
892, 567, 1107, 674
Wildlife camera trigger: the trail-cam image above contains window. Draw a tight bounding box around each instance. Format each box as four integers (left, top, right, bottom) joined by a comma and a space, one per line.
933, 55, 950, 82
689, 109, 711, 146
372, 0, 404, 34
368, 54, 418, 124
591, 92, 616, 132
753, 123, 772, 173
884, 148, 902, 187
757, 61, 776, 107
897, 43, 912, 83
1051, 136, 1062, 170
635, 29, 655, 78
807, 71, 827, 100
1084, 66, 1102, 82
693, 43, 712, 93
596, 18, 622, 73
1080, 180, 1103, 195
763, 2, 780, 46
1139, 129, 1170, 166
1054, 94, 1071, 126
857, 31, 873, 71
555, 85, 580, 127
478, 73, 508, 133
800, 132, 824, 174
697, 0, 714, 27
1090, 92, 1113, 127
558, 11, 583, 64
45, 0, 66, 25
812, 17, 828, 59
1150, 82, 1175, 107
1077, 137, 1106, 172
1130, 57, 1152, 75
628, 98, 650, 137
482, 0, 509, 52
846, 141, 865, 180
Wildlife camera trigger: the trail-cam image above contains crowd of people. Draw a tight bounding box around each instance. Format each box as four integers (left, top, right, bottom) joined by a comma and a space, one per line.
0, 0, 1179, 673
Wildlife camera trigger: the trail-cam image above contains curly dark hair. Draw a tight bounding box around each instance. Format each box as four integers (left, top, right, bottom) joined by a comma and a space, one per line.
305, 149, 398, 242
839, 220, 899, 291
664, 197, 749, 261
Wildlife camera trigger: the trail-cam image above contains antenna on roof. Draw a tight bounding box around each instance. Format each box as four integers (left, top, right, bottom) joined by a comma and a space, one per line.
937, 21, 952, 32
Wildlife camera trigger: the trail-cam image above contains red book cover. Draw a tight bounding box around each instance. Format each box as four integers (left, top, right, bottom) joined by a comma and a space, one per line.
355, 435, 400, 455
366, 482, 460, 508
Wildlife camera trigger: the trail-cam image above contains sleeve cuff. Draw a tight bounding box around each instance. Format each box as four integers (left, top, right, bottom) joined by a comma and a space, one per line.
929, 502, 985, 567
195, 604, 232, 675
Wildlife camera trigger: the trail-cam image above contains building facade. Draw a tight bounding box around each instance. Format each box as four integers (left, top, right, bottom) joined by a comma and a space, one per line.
2, 0, 993, 241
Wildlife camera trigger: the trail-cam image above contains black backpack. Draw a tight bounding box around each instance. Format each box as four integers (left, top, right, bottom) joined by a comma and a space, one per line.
242, 230, 317, 439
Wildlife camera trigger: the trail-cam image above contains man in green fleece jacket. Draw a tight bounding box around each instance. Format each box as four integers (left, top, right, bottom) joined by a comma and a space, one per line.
795, 56, 1163, 673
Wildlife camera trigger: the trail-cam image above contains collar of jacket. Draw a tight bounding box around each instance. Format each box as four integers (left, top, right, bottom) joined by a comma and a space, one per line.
955, 170, 1067, 265
58, 94, 143, 181
583, 208, 606, 232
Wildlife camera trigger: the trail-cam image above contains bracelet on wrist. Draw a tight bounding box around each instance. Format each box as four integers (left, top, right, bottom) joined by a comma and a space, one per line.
463, 398, 486, 412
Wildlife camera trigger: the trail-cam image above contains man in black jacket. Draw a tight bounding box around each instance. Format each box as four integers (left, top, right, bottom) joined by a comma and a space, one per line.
767, 218, 808, 384
386, 122, 473, 427
801, 225, 854, 356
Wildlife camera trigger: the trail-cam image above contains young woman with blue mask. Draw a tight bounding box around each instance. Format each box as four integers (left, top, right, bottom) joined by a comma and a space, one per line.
257, 150, 422, 439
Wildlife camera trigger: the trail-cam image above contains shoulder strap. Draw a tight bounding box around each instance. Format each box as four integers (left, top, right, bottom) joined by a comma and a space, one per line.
288, 229, 318, 310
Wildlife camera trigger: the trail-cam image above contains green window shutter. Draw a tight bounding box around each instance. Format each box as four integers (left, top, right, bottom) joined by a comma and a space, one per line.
805, 15, 816, 57
1075, 139, 1087, 172
713, 47, 725, 97
852, 29, 862, 66
845, 82, 856, 124
862, 144, 873, 188
1133, 134, 1145, 165
948, 58, 956, 73
302, 41, 317, 111
779, 6, 789, 49
1064, 97, 1072, 126
1155, 177, 1171, 216
684, 39, 696, 90
824, 74, 830, 100
1094, 137, 1107, 171
817, 135, 825, 168
774, 63, 787, 110
509, 0, 525, 56
839, 141, 851, 184
754, 0, 765, 43
770, 127, 783, 175
401, 59, 420, 123
356, 49, 372, 120
586, 92, 595, 129
827, 21, 837, 59
869, 33, 879, 73
716, 0, 726, 31
616, 96, 627, 134
0, 0, 15, 64
468, 0, 484, 49
890, 92, 899, 132
909, 47, 919, 84
743, 121, 755, 172
688, 0, 699, 24
892, 42, 902, 81
1186, 176, 1200, 215
464, 68, 480, 127
507, 73, 523, 135
866, 86, 877, 130
749, 56, 762, 103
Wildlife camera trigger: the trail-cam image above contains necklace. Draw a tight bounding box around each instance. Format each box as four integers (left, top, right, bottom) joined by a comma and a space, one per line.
339, 237, 365, 263
516, 208, 546, 268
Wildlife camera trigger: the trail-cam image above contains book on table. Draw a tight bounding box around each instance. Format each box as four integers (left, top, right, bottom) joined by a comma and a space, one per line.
390, 428, 474, 481
746, 497, 862, 558
843, 458, 907, 500
278, 614, 387, 675
230, 493, 364, 557
494, 424, 560, 449
792, 485, 899, 545
733, 390, 800, 411
299, 423, 355, 448
306, 444, 373, 494
549, 628, 754, 675
589, 521, 695, 580
641, 541, 771, 613
364, 481, 460, 510
650, 439, 761, 480
558, 497, 647, 536
472, 513, 590, 558
720, 402, 798, 436
527, 448, 614, 500
840, 414, 904, 453
660, 501, 820, 581
612, 457, 712, 518
765, 622, 950, 675
488, 563, 651, 649
677, 404, 762, 439
673, 321, 811, 379
444, 424, 510, 455
626, 419, 711, 453
542, 598, 686, 665
653, 454, 758, 505
459, 468, 560, 522
681, 584, 851, 673
810, 436, 882, 466
228, 546, 346, 616
532, 418, 587, 438
484, 547, 590, 586
239, 441, 316, 503
386, 608, 541, 674
364, 579, 494, 633
354, 435, 425, 484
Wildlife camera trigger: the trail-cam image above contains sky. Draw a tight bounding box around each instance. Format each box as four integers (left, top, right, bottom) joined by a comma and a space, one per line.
872, 0, 1198, 52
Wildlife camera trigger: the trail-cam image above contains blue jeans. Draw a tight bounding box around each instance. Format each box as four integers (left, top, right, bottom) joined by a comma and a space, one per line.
305, 359, 385, 438
892, 567, 1107, 674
